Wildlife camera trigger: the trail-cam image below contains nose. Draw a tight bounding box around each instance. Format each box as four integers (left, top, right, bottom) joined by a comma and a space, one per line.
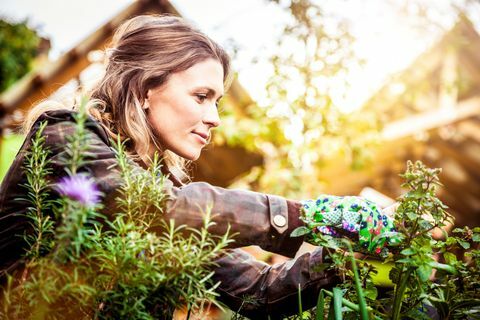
203, 102, 221, 128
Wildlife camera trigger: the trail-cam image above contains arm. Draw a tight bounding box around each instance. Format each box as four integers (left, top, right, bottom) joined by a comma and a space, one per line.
164, 183, 305, 256
212, 247, 340, 319
39, 110, 304, 257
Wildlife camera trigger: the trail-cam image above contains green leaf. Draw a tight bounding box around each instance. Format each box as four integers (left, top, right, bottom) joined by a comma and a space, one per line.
316, 290, 326, 320
445, 237, 457, 245
343, 241, 369, 320
458, 240, 471, 249
472, 234, 480, 242
451, 299, 480, 311
443, 252, 457, 264
333, 287, 343, 320
417, 264, 432, 282
372, 231, 404, 245
428, 261, 457, 275
406, 211, 418, 220
364, 285, 378, 301
291, 226, 311, 237
400, 248, 416, 256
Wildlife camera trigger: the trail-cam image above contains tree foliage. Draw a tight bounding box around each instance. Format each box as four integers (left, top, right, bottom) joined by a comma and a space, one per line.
217, 0, 479, 199
0, 18, 40, 93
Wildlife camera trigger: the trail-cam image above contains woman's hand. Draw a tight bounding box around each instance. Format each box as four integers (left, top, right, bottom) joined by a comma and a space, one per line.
301, 196, 402, 256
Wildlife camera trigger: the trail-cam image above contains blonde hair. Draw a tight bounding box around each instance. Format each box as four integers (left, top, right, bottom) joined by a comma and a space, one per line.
24, 15, 232, 180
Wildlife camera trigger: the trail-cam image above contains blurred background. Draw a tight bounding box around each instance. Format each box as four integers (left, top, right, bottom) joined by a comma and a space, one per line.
1, 1, 480, 316
2, 0, 480, 220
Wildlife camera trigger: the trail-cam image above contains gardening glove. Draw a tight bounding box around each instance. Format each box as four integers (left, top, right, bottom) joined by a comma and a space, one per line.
301, 195, 401, 255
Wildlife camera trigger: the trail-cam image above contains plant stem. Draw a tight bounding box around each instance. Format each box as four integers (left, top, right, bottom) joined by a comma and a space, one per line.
298, 283, 303, 317
322, 290, 383, 320
391, 267, 412, 320
345, 244, 369, 320
337, 240, 377, 319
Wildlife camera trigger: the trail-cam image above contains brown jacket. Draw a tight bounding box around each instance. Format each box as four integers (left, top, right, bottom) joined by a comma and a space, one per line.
0, 110, 338, 318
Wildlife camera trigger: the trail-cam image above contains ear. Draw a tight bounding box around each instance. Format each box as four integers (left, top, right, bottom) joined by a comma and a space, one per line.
142, 99, 150, 110
143, 91, 151, 110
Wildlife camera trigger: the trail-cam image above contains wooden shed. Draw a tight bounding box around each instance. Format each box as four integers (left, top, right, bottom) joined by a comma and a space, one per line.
318, 15, 480, 227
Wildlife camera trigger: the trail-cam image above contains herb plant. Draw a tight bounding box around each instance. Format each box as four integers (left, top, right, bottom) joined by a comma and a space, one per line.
0, 101, 233, 319
288, 160, 480, 320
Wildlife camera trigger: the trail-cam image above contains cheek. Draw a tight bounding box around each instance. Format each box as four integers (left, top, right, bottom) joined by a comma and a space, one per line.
147, 111, 160, 130
146, 97, 202, 139
147, 109, 170, 139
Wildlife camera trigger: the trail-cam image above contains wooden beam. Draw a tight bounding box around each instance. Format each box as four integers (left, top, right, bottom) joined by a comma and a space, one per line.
459, 51, 480, 92
430, 138, 480, 182
382, 96, 480, 140
457, 119, 480, 144
363, 49, 443, 118
438, 190, 480, 227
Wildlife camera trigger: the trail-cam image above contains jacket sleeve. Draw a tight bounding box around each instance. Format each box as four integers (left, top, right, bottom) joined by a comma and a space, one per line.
38, 111, 305, 257
212, 247, 340, 319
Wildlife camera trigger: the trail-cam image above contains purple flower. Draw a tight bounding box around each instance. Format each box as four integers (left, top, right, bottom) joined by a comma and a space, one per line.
56, 174, 101, 207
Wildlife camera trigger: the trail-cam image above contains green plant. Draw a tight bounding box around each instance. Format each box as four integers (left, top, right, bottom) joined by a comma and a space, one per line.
289, 160, 480, 320
0, 101, 233, 319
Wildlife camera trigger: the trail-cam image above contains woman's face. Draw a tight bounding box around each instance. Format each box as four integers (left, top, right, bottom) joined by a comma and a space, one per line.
145, 58, 224, 161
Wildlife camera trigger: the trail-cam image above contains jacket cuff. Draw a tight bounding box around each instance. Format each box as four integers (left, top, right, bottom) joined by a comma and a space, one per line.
265, 197, 305, 258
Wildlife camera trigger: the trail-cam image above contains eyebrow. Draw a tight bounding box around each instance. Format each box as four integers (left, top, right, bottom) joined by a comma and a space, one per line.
194, 86, 224, 99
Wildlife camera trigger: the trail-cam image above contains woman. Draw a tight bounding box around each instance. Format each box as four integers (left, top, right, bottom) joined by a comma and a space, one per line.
0, 15, 396, 318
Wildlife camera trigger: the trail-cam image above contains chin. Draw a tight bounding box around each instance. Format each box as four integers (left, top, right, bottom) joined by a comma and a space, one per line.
179, 150, 201, 161
169, 144, 203, 161
181, 155, 198, 161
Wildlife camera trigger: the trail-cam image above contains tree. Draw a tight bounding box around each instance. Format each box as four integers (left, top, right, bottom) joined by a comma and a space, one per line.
0, 18, 41, 93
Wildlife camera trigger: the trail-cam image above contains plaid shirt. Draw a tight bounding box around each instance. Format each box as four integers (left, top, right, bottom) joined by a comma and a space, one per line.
0, 110, 339, 318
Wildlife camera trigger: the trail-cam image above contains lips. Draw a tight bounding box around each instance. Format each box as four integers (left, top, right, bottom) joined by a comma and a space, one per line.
192, 131, 208, 144
194, 132, 208, 140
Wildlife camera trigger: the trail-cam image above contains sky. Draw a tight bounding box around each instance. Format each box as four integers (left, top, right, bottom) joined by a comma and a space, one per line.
1, 0, 478, 112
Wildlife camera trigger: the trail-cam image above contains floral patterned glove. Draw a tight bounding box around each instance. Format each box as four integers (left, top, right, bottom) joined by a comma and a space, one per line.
301, 195, 401, 255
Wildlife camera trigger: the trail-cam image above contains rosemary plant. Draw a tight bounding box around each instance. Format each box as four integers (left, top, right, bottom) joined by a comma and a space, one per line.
0, 100, 233, 319
19, 121, 56, 261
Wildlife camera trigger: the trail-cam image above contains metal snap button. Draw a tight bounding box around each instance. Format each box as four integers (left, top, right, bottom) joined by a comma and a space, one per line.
273, 214, 286, 227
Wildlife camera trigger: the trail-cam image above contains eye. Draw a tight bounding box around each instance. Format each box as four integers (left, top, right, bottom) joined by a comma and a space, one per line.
195, 94, 208, 103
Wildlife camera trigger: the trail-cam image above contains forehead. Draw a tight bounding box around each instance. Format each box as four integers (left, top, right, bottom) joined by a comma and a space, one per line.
171, 59, 224, 95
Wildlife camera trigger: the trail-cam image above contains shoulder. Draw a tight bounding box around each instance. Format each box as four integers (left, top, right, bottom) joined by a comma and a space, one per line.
32, 109, 111, 147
